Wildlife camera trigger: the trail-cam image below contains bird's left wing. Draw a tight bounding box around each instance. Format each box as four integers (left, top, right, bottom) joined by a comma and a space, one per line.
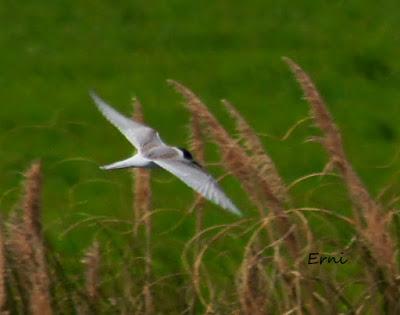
154, 159, 242, 216
90, 91, 163, 151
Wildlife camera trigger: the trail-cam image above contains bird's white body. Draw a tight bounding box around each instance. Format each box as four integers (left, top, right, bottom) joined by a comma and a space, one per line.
100, 153, 158, 170
90, 91, 242, 216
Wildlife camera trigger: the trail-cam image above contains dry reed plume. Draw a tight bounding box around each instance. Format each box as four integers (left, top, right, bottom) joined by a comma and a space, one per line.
23, 161, 43, 239
187, 101, 207, 315
132, 98, 152, 237
222, 99, 288, 205
21, 162, 53, 315
188, 102, 206, 212
188, 108, 207, 216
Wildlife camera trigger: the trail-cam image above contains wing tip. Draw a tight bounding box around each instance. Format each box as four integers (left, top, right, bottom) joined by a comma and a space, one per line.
89, 90, 104, 108
228, 205, 243, 217
88, 89, 98, 101
89, 90, 103, 110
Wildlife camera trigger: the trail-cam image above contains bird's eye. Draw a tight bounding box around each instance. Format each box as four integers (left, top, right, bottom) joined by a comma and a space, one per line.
179, 147, 193, 160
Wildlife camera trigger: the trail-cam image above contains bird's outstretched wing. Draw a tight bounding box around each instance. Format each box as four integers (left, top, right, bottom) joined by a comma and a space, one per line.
90, 91, 163, 151
154, 159, 242, 216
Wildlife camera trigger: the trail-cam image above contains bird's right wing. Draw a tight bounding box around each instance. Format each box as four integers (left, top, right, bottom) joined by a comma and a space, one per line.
90, 91, 163, 150
154, 159, 242, 216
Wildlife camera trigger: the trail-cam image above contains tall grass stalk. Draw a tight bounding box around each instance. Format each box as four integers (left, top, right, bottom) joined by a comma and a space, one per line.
21, 161, 52, 315
132, 98, 154, 315
222, 99, 288, 205
187, 105, 207, 314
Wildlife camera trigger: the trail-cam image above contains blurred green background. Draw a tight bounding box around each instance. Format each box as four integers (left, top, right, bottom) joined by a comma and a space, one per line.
1, 0, 400, 272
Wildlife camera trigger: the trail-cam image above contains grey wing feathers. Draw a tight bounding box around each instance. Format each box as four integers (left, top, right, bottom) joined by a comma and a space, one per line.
90, 91, 161, 150
154, 159, 242, 216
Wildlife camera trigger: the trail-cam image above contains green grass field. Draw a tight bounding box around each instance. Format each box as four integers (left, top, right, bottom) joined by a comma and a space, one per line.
1, 1, 400, 313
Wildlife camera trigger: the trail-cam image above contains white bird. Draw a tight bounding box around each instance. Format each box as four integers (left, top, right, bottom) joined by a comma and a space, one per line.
90, 91, 242, 216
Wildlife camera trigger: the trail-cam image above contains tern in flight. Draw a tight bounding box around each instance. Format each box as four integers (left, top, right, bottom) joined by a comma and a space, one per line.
90, 91, 242, 216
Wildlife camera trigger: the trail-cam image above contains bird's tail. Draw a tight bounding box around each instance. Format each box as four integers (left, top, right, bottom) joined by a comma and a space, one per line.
100, 154, 158, 170
100, 157, 138, 170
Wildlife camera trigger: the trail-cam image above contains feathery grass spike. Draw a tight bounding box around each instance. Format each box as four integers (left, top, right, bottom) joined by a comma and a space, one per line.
222, 99, 288, 204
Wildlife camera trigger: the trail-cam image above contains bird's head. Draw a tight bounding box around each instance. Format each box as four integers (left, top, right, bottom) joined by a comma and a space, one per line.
178, 147, 202, 168
178, 147, 194, 160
